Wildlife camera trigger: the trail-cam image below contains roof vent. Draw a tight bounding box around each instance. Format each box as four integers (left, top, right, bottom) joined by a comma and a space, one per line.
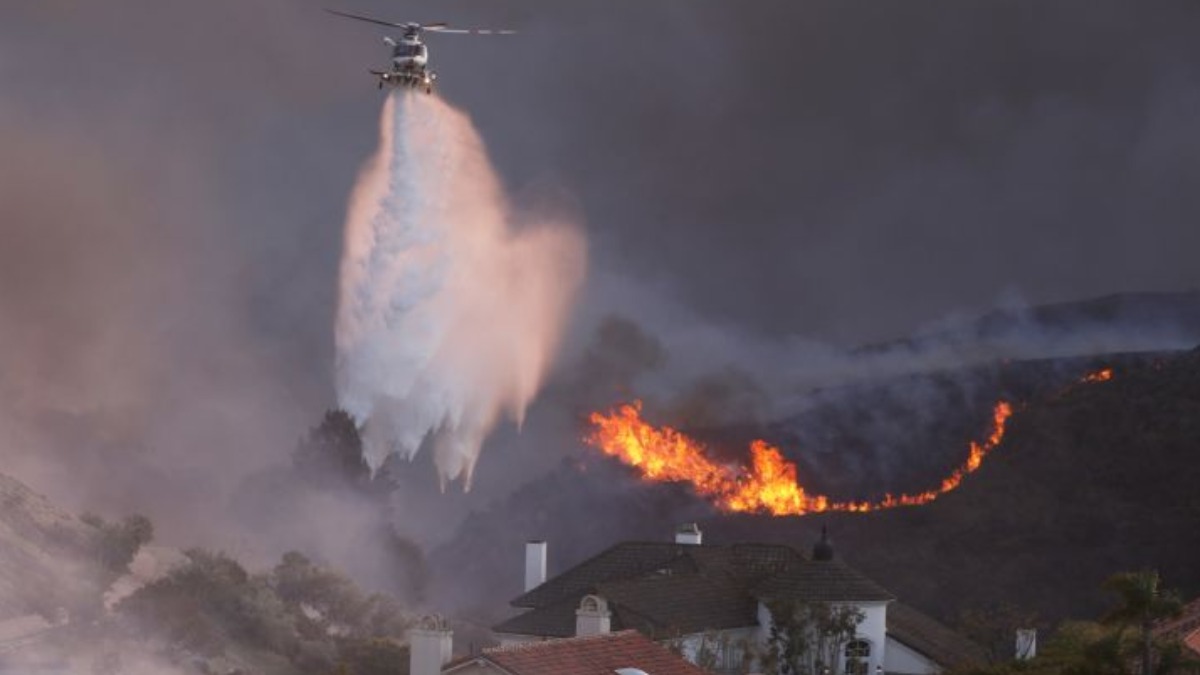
615, 669, 650, 675
812, 525, 834, 561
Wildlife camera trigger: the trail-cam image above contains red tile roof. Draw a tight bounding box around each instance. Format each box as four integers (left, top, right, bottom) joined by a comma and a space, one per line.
453, 630, 710, 675
1155, 598, 1200, 657
1185, 629, 1200, 657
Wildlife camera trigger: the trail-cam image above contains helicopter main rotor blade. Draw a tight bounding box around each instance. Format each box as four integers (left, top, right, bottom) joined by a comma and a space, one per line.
325, 8, 409, 29
426, 27, 517, 35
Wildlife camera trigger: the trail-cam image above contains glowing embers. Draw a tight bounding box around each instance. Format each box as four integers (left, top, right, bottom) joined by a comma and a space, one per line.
586, 400, 1013, 516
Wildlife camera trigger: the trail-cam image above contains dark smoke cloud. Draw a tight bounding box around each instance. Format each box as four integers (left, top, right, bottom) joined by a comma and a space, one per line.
3, 0, 1200, 603
454, 1, 1200, 343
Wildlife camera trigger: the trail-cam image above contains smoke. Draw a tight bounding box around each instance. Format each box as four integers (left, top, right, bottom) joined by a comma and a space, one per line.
335, 92, 585, 486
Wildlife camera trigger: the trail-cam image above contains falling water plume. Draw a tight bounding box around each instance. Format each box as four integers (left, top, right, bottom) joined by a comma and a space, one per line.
336, 92, 586, 487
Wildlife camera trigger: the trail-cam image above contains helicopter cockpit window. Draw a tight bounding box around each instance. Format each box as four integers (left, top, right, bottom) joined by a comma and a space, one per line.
393, 43, 423, 58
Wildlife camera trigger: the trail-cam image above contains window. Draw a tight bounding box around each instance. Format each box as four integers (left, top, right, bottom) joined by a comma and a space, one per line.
844, 639, 871, 675
719, 640, 745, 673
392, 43, 423, 58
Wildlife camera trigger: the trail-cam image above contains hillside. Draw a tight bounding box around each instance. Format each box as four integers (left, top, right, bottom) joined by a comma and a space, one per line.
788, 345, 1200, 622
0, 467, 416, 674
0, 472, 104, 621
855, 290, 1200, 356
431, 346, 1200, 630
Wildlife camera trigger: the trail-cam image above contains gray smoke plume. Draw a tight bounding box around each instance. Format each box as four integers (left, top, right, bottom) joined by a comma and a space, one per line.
335, 92, 586, 487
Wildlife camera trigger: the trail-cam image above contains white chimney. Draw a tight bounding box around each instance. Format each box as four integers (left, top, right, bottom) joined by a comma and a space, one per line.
525, 540, 548, 592
409, 615, 453, 675
1016, 629, 1037, 661
675, 523, 702, 545
575, 595, 611, 637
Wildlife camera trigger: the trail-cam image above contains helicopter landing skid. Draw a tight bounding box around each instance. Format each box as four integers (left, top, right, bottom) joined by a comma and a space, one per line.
370, 69, 436, 94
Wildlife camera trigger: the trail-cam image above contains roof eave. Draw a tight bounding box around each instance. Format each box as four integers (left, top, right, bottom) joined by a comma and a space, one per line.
887, 632, 973, 670
443, 656, 520, 675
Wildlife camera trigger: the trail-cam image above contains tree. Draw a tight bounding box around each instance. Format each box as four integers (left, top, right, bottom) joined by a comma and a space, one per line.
118, 548, 298, 659
946, 572, 1200, 675
763, 600, 865, 675
958, 602, 1042, 664
1102, 570, 1183, 675
294, 410, 371, 489
380, 526, 430, 605
272, 550, 410, 641
334, 637, 409, 675
82, 512, 154, 575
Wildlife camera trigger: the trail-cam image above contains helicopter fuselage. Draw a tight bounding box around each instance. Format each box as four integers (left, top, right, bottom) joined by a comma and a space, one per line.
326, 8, 513, 95
391, 37, 429, 69
374, 36, 435, 93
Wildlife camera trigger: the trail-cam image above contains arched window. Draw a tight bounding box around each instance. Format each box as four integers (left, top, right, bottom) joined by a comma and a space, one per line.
844, 639, 871, 675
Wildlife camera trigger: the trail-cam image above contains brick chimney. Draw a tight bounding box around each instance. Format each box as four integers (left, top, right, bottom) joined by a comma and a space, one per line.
575, 595, 611, 637
525, 540, 547, 592
409, 615, 453, 675
675, 522, 702, 545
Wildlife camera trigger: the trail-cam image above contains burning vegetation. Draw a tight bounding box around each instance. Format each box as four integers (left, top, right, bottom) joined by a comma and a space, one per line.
585, 368, 1115, 516
586, 400, 1012, 515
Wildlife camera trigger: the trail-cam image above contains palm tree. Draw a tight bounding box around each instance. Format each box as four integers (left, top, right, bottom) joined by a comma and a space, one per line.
1101, 570, 1183, 675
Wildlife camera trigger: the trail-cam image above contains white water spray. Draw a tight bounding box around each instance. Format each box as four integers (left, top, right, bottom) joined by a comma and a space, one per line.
336, 93, 586, 487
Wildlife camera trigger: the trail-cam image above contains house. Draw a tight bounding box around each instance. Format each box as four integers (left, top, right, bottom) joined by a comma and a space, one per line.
408, 617, 708, 675
446, 629, 711, 675
1154, 597, 1200, 659
493, 525, 985, 675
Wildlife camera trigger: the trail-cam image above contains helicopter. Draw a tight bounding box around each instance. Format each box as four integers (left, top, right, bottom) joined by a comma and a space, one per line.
326, 8, 515, 94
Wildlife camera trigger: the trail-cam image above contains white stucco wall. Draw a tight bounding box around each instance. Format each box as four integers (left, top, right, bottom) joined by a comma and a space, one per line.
855, 602, 888, 674
672, 627, 759, 673
756, 600, 890, 675
883, 635, 940, 675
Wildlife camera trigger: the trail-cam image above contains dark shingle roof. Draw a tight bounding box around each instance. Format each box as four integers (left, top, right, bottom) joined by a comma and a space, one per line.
512, 541, 803, 610
513, 542, 689, 609
753, 559, 895, 603
494, 596, 584, 638
601, 573, 759, 636
495, 573, 759, 639
448, 630, 710, 675
499, 540, 900, 641
886, 602, 988, 669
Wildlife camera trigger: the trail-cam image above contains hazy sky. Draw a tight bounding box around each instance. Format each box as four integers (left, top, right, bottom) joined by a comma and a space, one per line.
2, 1, 1200, 546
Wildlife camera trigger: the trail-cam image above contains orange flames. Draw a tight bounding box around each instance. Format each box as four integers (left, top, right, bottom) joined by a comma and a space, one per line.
585, 400, 1013, 516
586, 367, 1115, 516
